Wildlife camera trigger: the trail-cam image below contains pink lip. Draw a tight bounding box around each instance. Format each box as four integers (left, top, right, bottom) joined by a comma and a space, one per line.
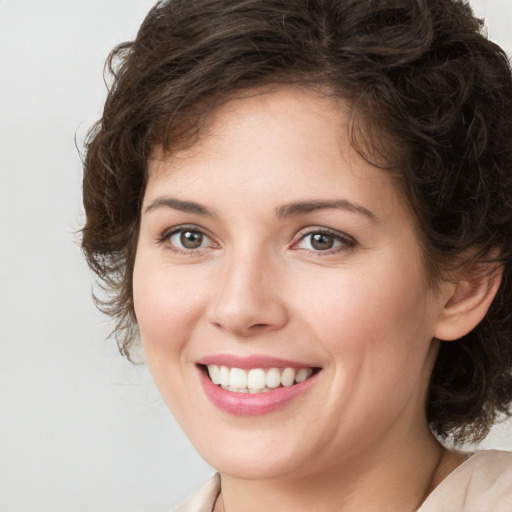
197, 354, 315, 369
198, 366, 320, 416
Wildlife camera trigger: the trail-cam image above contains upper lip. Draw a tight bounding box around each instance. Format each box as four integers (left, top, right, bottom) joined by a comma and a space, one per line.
196, 354, 319, 369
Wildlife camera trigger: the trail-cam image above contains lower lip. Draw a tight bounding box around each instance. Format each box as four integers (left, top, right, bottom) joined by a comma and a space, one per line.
198, 368, 319, 416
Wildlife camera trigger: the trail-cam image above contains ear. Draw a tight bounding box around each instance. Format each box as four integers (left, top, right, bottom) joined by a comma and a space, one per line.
434, 264, 502, 341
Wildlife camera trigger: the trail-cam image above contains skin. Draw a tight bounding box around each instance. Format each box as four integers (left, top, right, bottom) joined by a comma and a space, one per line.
133, 87, 476, 511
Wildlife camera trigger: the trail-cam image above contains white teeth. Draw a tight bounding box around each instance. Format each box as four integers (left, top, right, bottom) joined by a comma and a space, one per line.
295, 368, 313, 383
281, 367, 296, 387
229, 385, 248, 393
208, 365, 221, 385
266, 367, 281, 388
219, 365, 230, 386
247, 369, 266, 390
206, 364, 315, 393
229, 367, 248, 389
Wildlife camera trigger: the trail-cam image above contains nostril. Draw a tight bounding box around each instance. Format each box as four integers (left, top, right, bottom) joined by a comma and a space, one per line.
206, 289, 289, 335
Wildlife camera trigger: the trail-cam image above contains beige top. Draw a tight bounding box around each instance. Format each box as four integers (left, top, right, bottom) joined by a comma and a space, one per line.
173, 450, 512, 512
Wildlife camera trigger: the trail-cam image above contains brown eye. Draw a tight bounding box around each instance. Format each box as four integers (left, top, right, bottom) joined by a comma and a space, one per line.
180, 230, 203, 249
310, 233, 334, 250
294, 229, 354, 253
168, 228, 211, 250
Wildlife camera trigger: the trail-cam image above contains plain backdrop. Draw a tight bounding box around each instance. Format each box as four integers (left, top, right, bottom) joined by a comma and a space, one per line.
0, 1, 511, 510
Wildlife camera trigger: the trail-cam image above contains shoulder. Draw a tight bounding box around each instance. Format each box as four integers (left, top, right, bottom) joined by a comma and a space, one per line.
172, 473, 221, 512
171, 454, 512, 511
419, 450, 512, 512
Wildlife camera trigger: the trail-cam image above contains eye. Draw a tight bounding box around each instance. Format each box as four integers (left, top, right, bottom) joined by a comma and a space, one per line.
162, 226, 215, 251
293, 229, 355, 252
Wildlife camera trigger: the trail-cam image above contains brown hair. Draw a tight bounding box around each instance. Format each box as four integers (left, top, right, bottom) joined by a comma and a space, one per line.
82, 0, 512, 443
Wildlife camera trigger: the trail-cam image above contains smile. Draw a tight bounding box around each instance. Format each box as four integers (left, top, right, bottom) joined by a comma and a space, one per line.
197, 357, 321, 416
206, 365, 314, 393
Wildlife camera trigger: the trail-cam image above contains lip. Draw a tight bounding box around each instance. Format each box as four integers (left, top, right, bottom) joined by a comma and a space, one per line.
197, 354, 315, 369
197, 362, 320, 416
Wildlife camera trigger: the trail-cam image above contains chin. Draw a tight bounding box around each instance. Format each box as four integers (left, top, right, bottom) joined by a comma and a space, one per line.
206, 454, 305, 481
192, 433, 318, 481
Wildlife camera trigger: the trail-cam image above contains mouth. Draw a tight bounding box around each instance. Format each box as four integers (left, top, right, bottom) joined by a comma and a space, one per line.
197, 355, 322, 415
202, 364, 318, 394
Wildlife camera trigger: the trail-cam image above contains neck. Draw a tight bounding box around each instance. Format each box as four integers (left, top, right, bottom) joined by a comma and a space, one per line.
216, 427, 450, 512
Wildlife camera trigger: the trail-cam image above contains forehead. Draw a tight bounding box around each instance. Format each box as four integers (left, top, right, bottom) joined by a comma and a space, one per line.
145, 87, 406, 219
151, 86, 348, 156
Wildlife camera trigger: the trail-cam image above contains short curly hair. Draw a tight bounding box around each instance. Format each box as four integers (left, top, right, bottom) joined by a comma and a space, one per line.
82, 0, 512, 443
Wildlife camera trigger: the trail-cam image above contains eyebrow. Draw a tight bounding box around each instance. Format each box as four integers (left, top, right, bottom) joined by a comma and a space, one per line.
144, 196, 377, 222
276, 199, 377, 222
144, 197, 216, 217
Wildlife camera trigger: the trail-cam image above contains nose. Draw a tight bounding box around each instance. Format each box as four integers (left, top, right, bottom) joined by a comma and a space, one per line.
206, 249, 289, 337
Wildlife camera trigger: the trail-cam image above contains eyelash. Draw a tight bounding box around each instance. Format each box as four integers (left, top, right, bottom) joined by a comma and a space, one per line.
158, 225, 356, 255
292, 227, 356, 254
159, 225, 217, 254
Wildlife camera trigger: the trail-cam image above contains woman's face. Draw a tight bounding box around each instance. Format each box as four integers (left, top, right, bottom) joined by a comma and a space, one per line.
133, 87, 448, 480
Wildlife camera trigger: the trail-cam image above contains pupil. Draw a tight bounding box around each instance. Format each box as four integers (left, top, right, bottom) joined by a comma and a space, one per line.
181, 231, 203, 249
311, 233, 333, 250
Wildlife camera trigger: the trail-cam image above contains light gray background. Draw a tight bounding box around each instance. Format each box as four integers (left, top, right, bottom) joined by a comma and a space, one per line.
0, 1, 511, 510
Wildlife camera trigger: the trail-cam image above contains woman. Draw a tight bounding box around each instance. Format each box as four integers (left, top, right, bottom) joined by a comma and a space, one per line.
81, 0, 512, 510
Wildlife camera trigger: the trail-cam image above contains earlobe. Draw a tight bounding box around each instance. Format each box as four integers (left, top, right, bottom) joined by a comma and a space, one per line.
434, 265, 502, 341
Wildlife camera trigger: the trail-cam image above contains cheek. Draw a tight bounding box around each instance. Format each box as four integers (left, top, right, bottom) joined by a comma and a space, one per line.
301, 256, 435, 374
304, 269, 437, 440
132, 259, 206, 417
132, 255, 204, 363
